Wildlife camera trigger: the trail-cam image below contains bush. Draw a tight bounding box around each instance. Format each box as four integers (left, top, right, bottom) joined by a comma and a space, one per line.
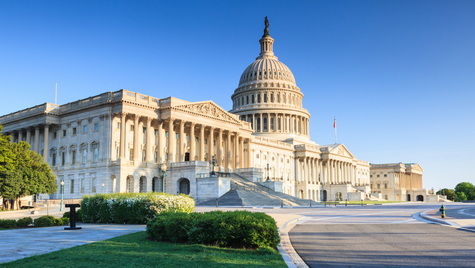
17, 217, 33, 227
0, 219, 17, 229
147, 211, 280, 249
81, 193, 194, 224
63, 209, 82, 222
34, 216, 56, 227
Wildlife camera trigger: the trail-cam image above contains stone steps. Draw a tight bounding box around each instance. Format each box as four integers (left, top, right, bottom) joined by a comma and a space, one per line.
197, 173, 322, 207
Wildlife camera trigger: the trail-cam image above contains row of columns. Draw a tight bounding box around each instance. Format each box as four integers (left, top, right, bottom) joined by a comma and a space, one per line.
241, 113, 309, 136
296, 157, 358, 185
7, 124, 50, 161
233, 91, 303, 108
117, 114, 252, 170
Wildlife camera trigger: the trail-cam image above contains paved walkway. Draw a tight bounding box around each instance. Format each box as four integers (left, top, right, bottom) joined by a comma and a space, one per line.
1, 203, 474, 266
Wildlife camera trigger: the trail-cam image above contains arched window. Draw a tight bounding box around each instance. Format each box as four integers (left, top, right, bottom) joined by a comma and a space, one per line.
91, 141, 99, 163
139, 176, 147, 193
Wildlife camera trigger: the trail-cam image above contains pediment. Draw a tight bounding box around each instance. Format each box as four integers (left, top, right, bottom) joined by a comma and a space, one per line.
173, 101, 241, 124
325, 144, 355, 158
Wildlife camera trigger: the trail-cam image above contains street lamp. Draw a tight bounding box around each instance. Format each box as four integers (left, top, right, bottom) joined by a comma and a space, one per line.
160, 163, 167, 192
60, 180, 64, 212
266, 163, 270, 182
101, 183, 105, 193
210, 156, 216, 176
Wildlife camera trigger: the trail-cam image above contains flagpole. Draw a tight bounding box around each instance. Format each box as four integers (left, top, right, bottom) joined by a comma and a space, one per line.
333, 117, 337, 144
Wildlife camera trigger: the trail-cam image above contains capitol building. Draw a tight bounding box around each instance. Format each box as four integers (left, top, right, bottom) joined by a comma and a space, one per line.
0, 19, 375, 203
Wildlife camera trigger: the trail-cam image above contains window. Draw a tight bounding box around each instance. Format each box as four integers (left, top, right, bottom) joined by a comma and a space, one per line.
130, 125, 135, 132
72, 127, 77, 135
91, 175, 97, 193
384, 174, 387, 177
62, 129, 67, 137
82, 125, 88, 134
94, 123, 99, 131
129, 149, 134, 161
80, 143, 88, 164
61, 152, 66, 166
91, 142, 99, 163
53, 132, 57, 139
80, 177, 85, 193
52, 153, 56, 166
142, 150, 146, 162
71, 150, 77, 164
117, 122, 121, 129
69, 178, 74, 194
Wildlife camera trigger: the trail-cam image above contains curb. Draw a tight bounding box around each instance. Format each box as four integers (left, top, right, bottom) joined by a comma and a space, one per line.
277, 216, 310, 268
418, 210, 460, 227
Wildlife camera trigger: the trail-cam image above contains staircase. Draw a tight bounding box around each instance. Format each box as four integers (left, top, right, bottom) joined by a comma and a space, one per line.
197, 173, 322, 207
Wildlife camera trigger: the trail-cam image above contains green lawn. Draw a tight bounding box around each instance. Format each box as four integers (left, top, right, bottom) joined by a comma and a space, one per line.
1, 231, 286, 268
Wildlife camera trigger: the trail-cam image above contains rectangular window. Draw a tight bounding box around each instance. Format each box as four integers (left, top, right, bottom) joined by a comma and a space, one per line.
62, 129, 67, 137
81, 150, 87, 164
61, 152, 66, 166
53, 132, 57, 139
154, 129, 158, 136
117, 122, 121, 129
93, 147, 99, 163
116, 147, 120, 159
83, 125, 88, 134
91, 175, 96, 193
94, 123, 99, 131
52, 153, 56, 166
71, 151, 76, 164
72, 127, 77, 135
70, 178, 75, 194
130, 125, 135, 132
129, 149, 134, 161
142, 150, 146, 162
154, 151, 158, 163
80, 178, 85, 193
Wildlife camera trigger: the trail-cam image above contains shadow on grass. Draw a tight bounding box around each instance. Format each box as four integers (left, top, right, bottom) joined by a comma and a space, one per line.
1, 232, 286, 268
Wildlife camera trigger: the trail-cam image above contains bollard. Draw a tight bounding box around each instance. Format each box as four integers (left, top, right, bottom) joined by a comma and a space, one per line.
65, 204, 82, 230
439, 205, 446, 218
281, 200, 284, 208
216, 198, 219, 207
345, 199, 348, 207
310, 200, 312, 208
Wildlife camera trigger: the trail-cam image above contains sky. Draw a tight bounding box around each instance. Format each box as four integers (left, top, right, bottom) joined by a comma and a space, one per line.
0, 0, 474, 190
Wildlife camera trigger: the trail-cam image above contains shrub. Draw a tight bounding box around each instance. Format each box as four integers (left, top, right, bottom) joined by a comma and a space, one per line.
81, 193, 194, 224
0, 219, 17, 229
17, 217, 33, 227
63, 209, 82, 222
34, 216, 56, 227
147, 211, 280, 249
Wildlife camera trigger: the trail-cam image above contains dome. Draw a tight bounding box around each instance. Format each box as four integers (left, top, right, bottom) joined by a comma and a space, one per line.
239, 58, 296, 86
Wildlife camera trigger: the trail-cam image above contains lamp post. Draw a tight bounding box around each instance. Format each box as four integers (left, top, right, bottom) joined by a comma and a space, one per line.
266, 163, 270, 181
210, 156, 216, 176
60, 180, 64, 212
101, 183, 105, 193
160, 163, 167, 192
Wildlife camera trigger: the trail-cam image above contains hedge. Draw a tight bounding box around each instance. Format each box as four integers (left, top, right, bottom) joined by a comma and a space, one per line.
146, 211, 280, 249
80, 193, 195, 224
34, 215, 69, 227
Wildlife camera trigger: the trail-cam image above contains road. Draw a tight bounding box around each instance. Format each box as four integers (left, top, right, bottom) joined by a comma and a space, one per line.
289, 203, 475, 268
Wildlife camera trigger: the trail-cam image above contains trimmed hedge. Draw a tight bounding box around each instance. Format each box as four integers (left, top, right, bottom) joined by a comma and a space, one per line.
63, 209, 83, 222
0, 219, 17, 229
80, 193, 195, 224
34, 215, 69, 227
146, 211, 280, 249
17, 217, 33, 227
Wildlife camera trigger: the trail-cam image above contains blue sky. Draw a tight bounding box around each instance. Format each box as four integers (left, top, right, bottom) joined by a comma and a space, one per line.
1, 0, 474, 190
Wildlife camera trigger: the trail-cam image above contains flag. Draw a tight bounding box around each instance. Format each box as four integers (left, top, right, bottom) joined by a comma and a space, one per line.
333, 118, 336, 129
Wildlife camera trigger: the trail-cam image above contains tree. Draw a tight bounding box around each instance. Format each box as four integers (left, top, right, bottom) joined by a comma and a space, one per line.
0, 125, 57, 210
436, 188, 456, 201
454, 182, 475, 200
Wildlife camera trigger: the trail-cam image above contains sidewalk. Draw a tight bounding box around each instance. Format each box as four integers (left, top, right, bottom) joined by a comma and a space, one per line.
420, 209, 475, 229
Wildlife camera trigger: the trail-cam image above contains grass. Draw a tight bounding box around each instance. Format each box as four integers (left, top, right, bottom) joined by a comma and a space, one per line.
322, 200, 404, 205
0, 231, 286, 268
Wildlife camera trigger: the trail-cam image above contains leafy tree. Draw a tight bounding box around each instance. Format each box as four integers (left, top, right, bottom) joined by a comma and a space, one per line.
456, 191, 467, 202
436, 188, 456, 201
0, 125, 57, 210
454, 182, 475, 200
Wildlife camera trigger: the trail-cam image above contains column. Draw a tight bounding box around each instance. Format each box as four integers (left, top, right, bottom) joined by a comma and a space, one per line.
179, 120, 185, 161
158, 120, 164, 163
145, 118, 153, 162
208, 127, 214, 160
168, 119, 176, 163
133, 115, 139, 163
26, 129, 31, 145
252, 114, 256, 132
43, 124, 49, 160
190, 122, 195, 161
199, 125, 205, 161
259, 114, 263, 132
18, 130, 23, 142
217, 129, 223, 166
233, 133, 239, 170
120, 113, 127, 159
226, 131, 231, 170
34, 126, 40, 152
246, 139, 251, 167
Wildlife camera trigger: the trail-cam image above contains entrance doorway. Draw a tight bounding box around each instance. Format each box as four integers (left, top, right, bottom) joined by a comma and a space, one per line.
178, 178, 190, 195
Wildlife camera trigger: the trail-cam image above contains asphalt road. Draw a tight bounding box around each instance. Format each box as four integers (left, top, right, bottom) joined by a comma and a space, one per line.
289, 204, 475, 268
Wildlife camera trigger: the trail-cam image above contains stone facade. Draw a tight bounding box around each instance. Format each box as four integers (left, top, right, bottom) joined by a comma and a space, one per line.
0, 19, 373, 203
369, 163, 442, 202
